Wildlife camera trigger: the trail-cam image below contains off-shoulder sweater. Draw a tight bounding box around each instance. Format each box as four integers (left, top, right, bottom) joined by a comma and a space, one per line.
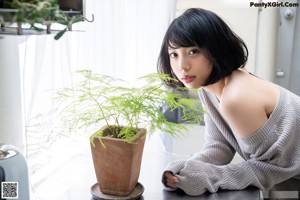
163, 86, 300, 196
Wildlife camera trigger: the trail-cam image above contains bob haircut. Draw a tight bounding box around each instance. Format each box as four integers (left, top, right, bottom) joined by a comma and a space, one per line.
157, 8, 248, 88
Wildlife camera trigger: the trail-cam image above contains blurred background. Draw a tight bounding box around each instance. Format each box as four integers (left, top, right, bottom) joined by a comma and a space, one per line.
0, 0, 299, 199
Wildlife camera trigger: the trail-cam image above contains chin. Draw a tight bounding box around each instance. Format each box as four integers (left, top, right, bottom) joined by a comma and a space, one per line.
182, 80, 203, 89
184, 84, 199, 89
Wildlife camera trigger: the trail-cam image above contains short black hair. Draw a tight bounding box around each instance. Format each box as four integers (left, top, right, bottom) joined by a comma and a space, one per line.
157, 8, 248, 88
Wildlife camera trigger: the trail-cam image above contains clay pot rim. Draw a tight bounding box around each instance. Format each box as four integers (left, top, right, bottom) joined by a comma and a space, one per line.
91, 125, 147, 143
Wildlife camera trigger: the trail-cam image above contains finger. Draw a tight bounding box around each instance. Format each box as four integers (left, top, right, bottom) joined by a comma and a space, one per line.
165, 176, 179, 188
164, 171, 175, 179
164, 172, 178, 183
165, 178, 178, 188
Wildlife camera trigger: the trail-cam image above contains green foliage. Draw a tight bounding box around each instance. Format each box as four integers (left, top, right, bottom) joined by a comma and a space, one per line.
56, 70, 205, 145
4, 0, 87, 40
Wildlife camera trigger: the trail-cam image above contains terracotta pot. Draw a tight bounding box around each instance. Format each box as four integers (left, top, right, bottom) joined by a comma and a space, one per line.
90, 125, 146, 196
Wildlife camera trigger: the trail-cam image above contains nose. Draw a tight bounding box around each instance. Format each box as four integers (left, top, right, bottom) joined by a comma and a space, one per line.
178, 57, 190, 72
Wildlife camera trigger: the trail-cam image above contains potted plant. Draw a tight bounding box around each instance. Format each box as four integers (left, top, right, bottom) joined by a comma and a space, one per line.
55, 70, 204, 197
1, 0, 93, 40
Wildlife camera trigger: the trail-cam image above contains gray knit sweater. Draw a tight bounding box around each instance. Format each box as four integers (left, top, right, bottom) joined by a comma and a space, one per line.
163, 86, 300, 196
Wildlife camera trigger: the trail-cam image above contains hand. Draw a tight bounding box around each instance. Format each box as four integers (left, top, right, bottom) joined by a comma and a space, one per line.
164, 171, 179, 189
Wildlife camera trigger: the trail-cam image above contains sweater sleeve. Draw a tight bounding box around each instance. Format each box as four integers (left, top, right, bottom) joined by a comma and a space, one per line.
190, 113, 236, 165
191, 89, 237, 165
175, 153, 300, 196
162, 91, 237, 188
162, 112, 236, 188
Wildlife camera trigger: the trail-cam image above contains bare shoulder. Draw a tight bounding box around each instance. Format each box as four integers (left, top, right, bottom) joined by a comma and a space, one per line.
220, 70, 279, 137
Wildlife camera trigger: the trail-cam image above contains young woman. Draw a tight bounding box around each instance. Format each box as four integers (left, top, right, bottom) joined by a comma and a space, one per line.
157, 8, 300, 197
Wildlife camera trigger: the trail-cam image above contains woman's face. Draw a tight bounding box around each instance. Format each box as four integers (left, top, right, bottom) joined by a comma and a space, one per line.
168, 46, 213, 89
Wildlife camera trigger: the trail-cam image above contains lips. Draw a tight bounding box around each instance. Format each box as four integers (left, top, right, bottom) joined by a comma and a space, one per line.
181, 76, 196, 84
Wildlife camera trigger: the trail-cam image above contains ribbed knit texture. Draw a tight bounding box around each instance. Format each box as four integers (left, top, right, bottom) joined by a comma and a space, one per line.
163, 86, 300, 196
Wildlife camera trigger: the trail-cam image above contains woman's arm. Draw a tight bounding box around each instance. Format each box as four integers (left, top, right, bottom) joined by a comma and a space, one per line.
162, 112, 237, 189
176, 147, 300, 196
189, 113, 236, 165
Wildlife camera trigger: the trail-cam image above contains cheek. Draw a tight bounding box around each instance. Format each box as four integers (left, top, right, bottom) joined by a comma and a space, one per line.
170, 60, 175, 70
170, 63, 179, 76
172, 69, 181, 79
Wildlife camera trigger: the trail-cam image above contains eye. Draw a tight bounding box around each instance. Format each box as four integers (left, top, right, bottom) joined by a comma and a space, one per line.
189, 49, 200, 55
169, 52, 177, 58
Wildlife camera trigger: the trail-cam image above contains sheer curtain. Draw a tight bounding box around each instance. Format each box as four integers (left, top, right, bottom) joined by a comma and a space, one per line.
18, 0, 176, 189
